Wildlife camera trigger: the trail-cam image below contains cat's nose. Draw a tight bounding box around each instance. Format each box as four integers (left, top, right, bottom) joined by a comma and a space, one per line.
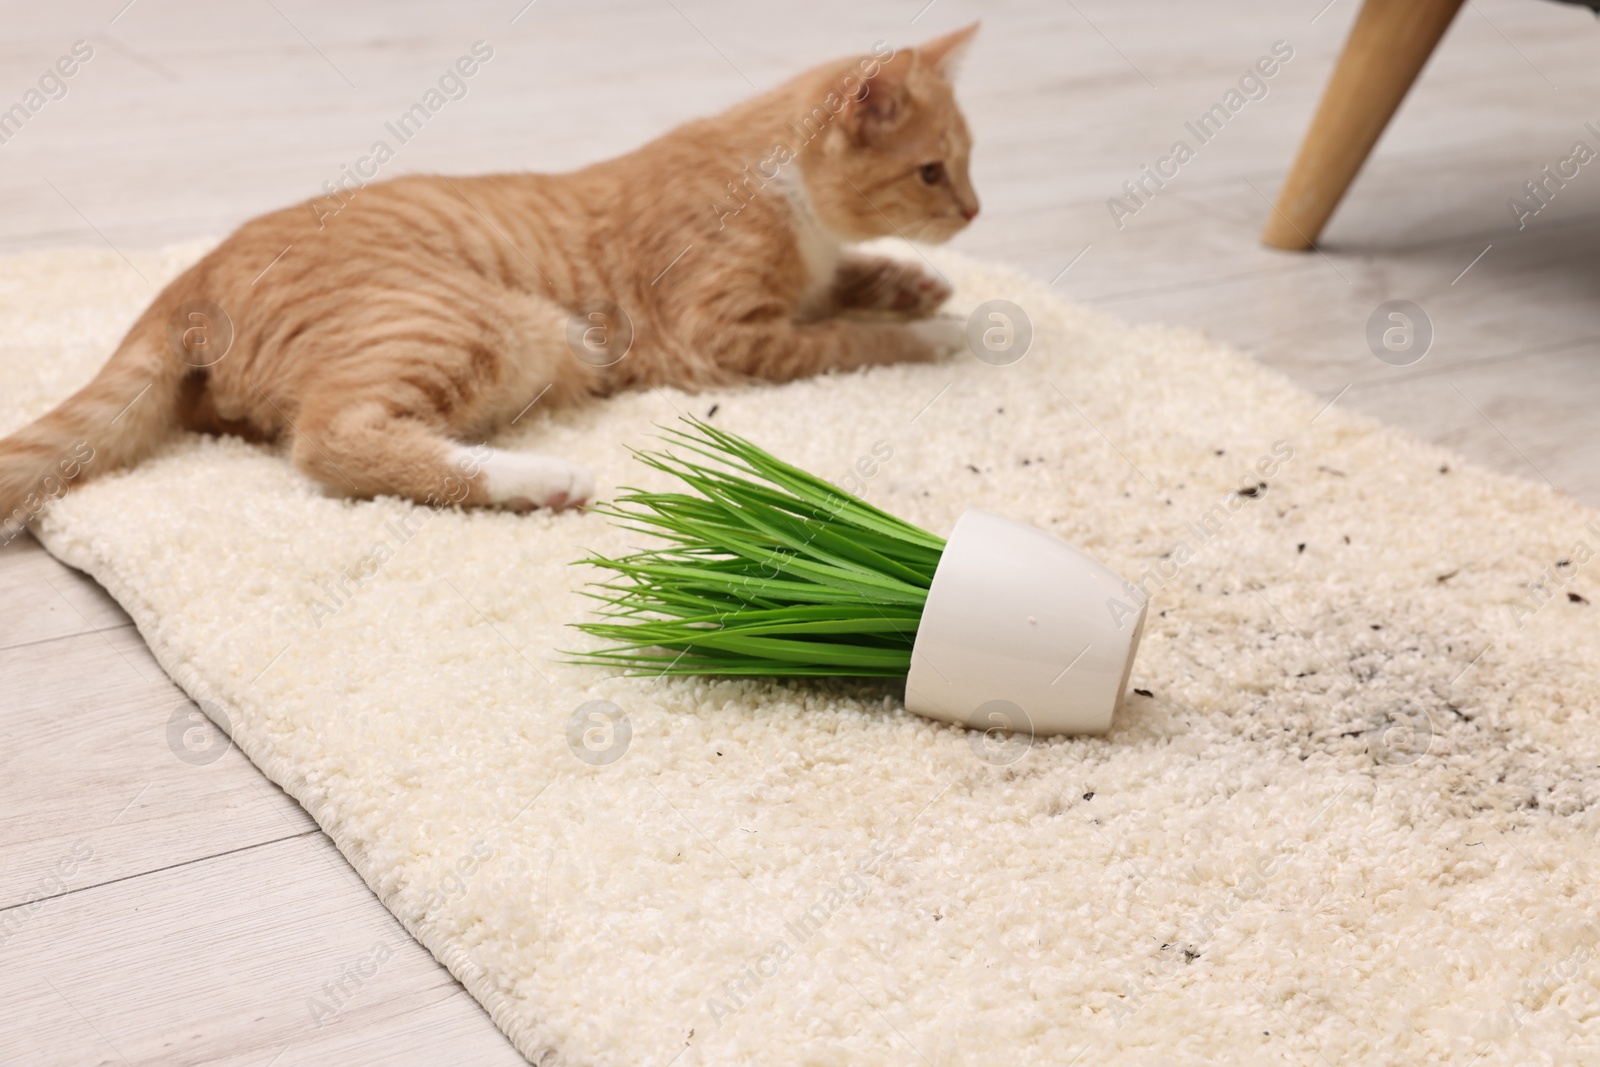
960, 202, 980, 221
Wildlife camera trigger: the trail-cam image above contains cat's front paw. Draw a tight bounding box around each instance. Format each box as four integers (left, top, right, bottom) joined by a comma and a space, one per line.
907, 317, 967, 360
889, 272, 953, 318
474, 450, 595, 512
832, 257, 953, 319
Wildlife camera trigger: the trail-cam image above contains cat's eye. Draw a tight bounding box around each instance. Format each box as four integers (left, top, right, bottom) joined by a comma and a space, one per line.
919, 162, 945, 185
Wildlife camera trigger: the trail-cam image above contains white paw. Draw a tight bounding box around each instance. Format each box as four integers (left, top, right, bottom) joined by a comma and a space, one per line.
456, 447, 594, 512
908, 316, 967, 359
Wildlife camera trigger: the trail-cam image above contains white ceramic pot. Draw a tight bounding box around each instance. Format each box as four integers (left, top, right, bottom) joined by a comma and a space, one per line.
904, 509, 1147, 737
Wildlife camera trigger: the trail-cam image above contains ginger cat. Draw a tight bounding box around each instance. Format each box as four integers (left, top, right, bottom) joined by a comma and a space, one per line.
0, 25, 979, 532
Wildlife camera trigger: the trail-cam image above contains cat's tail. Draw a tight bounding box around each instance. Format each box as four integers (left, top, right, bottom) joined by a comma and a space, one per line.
0, 321, 185, 543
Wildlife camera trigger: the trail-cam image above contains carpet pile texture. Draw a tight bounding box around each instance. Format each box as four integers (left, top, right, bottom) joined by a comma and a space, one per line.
3, 241, 1598, 1065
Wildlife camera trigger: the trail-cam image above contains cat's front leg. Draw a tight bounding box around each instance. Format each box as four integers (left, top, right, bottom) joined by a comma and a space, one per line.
826, 255, 953, 319
691, 316, 964, 382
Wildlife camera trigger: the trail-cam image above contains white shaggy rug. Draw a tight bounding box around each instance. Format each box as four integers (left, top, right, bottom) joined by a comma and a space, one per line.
4, 240, 1599, 1066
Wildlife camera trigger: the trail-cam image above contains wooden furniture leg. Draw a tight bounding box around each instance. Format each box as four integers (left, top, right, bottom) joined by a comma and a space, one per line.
1262, 0, 1466, 250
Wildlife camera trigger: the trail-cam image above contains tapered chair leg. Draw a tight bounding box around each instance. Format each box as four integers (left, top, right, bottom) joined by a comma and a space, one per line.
1262, 0, 1466, 250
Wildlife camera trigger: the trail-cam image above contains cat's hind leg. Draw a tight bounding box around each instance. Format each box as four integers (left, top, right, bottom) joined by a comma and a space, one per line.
289, 397, 590, 511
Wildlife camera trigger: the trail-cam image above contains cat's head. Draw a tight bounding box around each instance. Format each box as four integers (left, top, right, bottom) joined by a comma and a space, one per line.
803, 24, 980, 244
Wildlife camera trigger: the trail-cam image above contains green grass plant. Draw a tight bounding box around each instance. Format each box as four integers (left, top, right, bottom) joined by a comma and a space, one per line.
570, 418, 946, 677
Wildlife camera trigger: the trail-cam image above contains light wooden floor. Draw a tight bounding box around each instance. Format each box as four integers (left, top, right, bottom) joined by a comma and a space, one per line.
3, 1, 1597, 1063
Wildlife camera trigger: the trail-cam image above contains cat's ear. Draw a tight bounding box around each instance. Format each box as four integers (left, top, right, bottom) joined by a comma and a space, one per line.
845, 51, 913, 143
915, 22, 979, 79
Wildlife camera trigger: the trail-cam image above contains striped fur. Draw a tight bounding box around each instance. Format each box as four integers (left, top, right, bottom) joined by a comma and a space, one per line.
0, 25, 979, 530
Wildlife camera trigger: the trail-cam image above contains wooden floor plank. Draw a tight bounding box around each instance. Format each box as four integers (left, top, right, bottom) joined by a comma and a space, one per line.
0, 625, 316, 913
0, 834, 524, 1067
0, 533, 131, 652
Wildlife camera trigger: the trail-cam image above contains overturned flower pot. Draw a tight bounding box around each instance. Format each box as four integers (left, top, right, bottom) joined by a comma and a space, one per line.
571, 420, 1145, 739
